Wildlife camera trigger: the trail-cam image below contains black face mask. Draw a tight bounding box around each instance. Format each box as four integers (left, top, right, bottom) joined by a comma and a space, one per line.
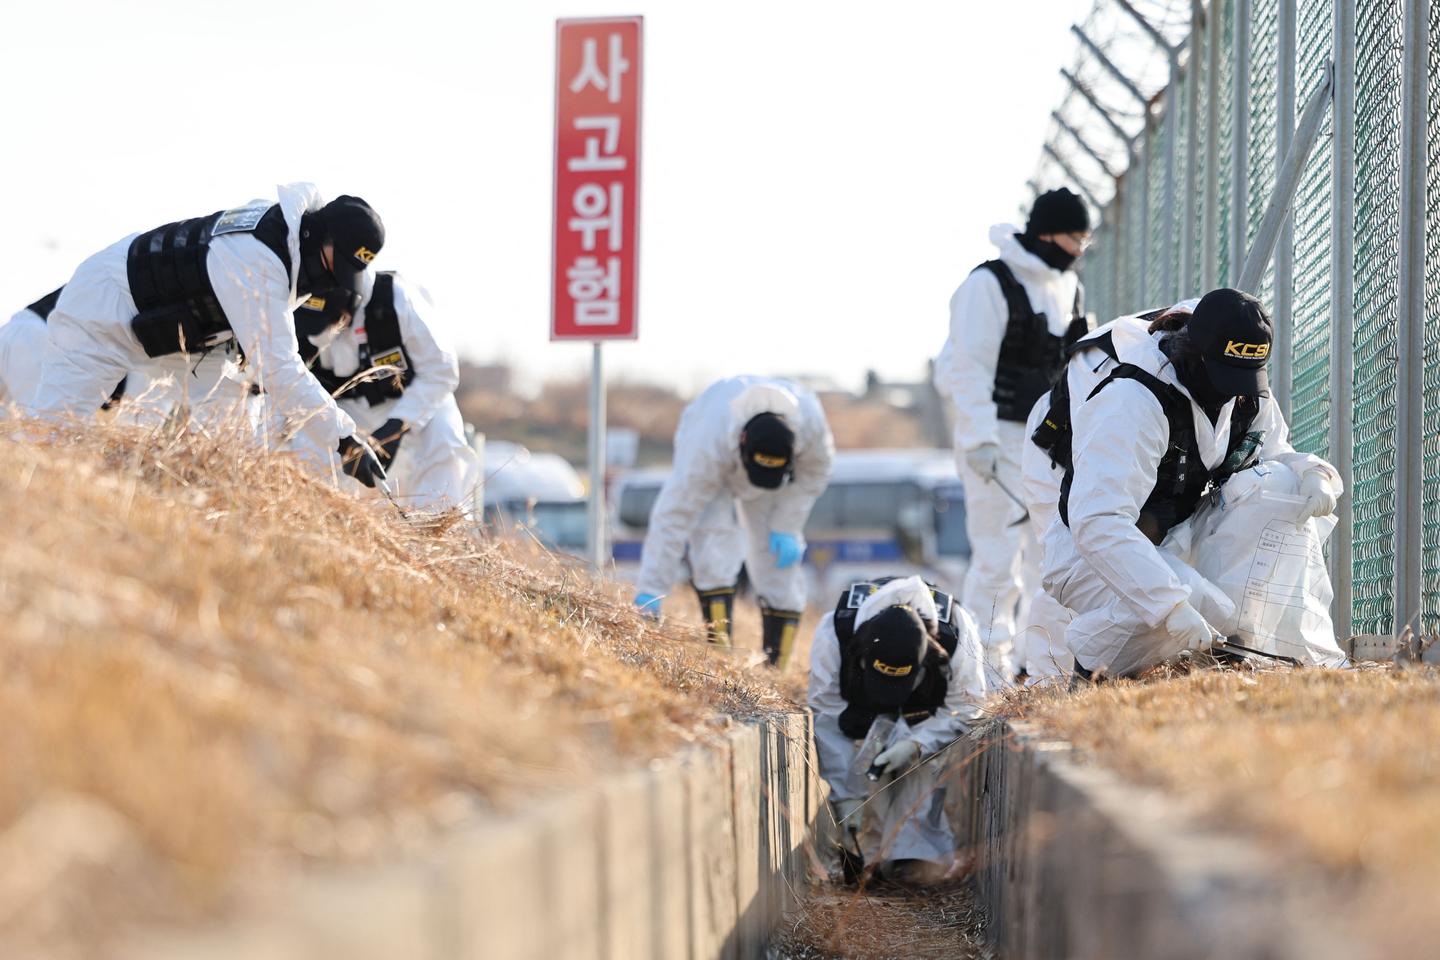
296, 212, 338, 299
1163, 337, 1232, 420
1018, 232, 1078, 272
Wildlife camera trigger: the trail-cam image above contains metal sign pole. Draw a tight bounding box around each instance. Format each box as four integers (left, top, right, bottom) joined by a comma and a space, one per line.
587, 342, 607, 572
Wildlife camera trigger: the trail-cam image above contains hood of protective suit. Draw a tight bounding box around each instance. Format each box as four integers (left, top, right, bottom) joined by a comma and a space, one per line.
728, 382, 802, 445
1113, 329, 1244, 474
278, 182, 324, 301
855, 576, 939, 629
990, 223, 1058, 282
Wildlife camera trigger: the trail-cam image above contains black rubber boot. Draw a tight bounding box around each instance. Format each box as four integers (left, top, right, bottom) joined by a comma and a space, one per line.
760, 606, 802, 668
694, 586, 736, 646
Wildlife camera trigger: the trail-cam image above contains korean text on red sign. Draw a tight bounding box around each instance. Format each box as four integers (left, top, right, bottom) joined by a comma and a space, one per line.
552, 17, 642, 341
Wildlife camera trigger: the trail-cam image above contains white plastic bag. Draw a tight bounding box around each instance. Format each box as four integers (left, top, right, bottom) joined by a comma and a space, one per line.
1187, 462, 1345, 666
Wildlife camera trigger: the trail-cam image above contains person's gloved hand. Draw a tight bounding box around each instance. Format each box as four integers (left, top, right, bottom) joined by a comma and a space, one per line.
1297, 470, 1338, 525
1165, 600, 1216, 651
831, 797, 864, 853
965, 442, 1001, 479
768, 531, 805, 569
337, 435, 387, 489
371, 418, 407, 466
873, 739, 921, 779
634, 592, 662, 619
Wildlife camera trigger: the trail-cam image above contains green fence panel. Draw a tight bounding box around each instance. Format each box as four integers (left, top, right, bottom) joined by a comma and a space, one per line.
1289, 0, 1334, 460
1424, 0, 1440, 631
1217, 0, 1237, 286
1248, 0, 1280, 304
1351, 0, 1403, 635
1146, 123, 1169, 305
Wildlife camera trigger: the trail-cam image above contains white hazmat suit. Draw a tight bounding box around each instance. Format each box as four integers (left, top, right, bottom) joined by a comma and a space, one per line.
303, 272, 479, 513
636, 376, 834, 615
0, 306, 50, 407
1017, 305, 1193, 680
30, 183, 358, 447
809, 577, 987, 870
1042, 327, 1341, 676
935, 223, 1082, 683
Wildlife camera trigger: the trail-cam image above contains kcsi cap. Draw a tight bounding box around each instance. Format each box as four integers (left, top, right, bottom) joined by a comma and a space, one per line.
856, 604, 932, 709
1185, 287, 1273, 398
739, 412, 795, 489
318, 195, 385, 299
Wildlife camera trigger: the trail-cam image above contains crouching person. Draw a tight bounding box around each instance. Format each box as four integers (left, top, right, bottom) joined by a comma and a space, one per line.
1042, 289, 1342, 678
295, 270, 479, 514
808, 576, 987, 884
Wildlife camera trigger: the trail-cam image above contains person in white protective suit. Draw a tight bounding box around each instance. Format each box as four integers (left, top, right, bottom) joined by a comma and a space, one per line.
28, 184, 388, 488
293, 271, 479, 513
1017, 299, 1200, 681
633, 375, 835, 666
0, 288, 158, 417
934, 188, 1092, 685
1041, 288, 1342, 678
809, 576, 987, 884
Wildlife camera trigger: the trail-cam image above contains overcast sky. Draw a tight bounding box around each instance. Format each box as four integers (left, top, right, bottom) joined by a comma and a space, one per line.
1, 0, 1091, 395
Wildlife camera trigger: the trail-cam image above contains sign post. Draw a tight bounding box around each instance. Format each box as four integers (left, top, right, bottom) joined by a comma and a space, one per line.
552, 16, 642, 572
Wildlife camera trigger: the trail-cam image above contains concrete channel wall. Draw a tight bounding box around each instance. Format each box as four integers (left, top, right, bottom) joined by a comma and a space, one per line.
122, 713, 819, 960
960, 720, 1359, 960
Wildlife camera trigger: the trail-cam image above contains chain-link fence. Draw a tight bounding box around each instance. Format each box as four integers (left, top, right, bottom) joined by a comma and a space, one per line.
1032, 0, 1440, 639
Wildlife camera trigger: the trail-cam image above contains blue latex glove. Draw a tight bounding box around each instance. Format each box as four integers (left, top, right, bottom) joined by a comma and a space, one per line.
768, 531, 804, 569
634, 592, 662, 619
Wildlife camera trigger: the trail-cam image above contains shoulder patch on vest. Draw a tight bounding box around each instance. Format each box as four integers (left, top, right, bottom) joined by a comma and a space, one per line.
212, 200, 272, 236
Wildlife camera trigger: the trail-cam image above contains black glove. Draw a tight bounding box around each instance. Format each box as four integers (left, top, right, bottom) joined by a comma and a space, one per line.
371, 418, 407, 465
337, 435, 387, 489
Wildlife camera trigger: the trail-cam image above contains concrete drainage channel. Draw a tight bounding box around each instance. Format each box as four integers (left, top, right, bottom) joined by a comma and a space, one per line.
118, 714, 1366, 959
960, 720, 1363, 960
119, 714, 818, 960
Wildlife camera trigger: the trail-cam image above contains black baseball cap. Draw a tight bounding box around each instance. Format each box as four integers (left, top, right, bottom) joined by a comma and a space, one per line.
739, 413, 795, 489
318, 195, 384, 298
1185, 288, 1273, 397
857, 605, 930, 708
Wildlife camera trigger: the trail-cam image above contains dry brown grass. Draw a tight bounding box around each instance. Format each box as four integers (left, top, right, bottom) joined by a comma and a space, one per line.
0, 417, 790, 951
775, 879, 989, 959
1000, 666, 1440, 951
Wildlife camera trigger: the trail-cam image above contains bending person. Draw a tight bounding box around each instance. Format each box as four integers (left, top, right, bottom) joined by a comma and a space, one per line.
809, 576, 987, 884
633, 375, 834, 667
30, 184, 387, 488
295, 271, 479, 513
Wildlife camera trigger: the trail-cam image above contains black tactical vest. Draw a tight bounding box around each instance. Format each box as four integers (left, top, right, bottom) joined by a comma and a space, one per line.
833, 579, 962, 740
1029, 308, 1169, 472
978, 259, 1088, 423
1058, 363, 1262, 541
127, 201, 292, 358
25, 288, 63, 321
295, 272, 414, 406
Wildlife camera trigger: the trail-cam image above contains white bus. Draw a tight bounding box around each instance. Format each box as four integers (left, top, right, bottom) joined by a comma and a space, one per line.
609, 448, 971, 600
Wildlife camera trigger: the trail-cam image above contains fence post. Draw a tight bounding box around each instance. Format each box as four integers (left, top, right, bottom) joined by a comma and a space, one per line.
1203, 0, 1221, 289
1232, 0, 1252, 288
1183, 0, 1205, 296
1273, 0, 1297, 417
1330, 0, 1356, 642
1164, 57, 1181, 302
1108, 179, 1125, 319
1395, 0, 1429, 636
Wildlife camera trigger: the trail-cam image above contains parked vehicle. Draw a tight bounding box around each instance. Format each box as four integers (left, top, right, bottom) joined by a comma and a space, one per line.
481, 440, 588, 555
